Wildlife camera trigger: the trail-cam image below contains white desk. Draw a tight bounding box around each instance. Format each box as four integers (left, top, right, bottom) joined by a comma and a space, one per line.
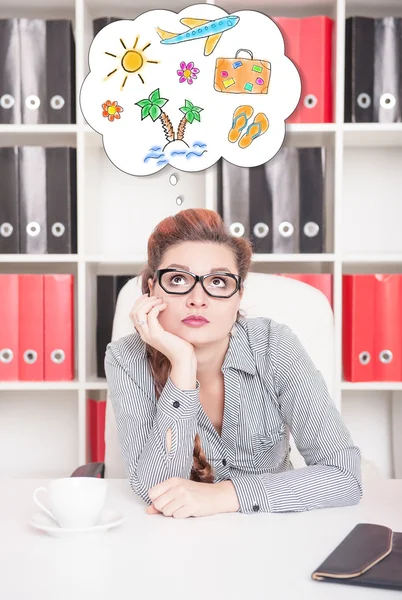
1, 478, 401, 600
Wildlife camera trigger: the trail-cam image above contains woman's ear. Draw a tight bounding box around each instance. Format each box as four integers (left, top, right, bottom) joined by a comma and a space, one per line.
148, 278, 153, 293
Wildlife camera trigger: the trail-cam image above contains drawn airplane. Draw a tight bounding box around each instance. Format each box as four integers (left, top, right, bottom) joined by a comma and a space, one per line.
156, 15, 240, 56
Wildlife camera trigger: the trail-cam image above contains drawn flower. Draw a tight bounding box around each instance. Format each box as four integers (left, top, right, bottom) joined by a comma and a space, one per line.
177, 61, 200, 85
102, 100, 123, 122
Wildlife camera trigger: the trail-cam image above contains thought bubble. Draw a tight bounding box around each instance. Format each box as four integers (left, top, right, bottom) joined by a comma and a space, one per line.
80, 3, 301, 176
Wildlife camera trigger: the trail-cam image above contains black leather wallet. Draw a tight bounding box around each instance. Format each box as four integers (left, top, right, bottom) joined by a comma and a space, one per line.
311, 523, 402, 591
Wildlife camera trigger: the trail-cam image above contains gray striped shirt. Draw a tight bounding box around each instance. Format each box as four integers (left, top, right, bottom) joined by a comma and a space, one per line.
104, 316, 362, 514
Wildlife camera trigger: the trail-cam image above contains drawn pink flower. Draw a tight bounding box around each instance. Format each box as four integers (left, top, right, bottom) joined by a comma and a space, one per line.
177, 61, 200, 85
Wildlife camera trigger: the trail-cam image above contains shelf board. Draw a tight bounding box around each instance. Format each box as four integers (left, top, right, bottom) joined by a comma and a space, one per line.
0, 381, 79, 391
342, 382, 402, 392
343, 124, 402, 147
252, 253, 335, 262
0, 124, 78, 146
287, 124, 336, 132
285, 123, 336, 146
343, 254, 402, 264
85, 255, 147, 265
85, 379, 108, 390
0, 254, 78, 263
0, 125, 79, 133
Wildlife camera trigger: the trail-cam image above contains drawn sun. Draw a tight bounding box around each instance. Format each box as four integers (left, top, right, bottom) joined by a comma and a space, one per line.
104, 35, 159, 89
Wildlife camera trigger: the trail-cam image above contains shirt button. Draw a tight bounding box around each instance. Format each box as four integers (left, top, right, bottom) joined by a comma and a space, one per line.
222, 459, 227, 466
173, 401, 180, 408
252, 504, 260, 512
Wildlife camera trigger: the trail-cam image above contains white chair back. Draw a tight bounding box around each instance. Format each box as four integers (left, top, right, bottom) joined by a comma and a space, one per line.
104, 272, 335, 478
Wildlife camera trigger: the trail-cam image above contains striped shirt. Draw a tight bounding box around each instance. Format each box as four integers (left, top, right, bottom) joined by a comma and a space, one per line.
104, 316, 362, 514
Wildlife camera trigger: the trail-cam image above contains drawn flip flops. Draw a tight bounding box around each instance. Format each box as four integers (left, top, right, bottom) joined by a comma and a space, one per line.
238, 113, 269, 149
228, 105, 254, 143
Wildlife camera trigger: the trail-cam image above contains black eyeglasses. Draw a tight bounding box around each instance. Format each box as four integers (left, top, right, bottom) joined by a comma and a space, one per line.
154, 268, 241, 299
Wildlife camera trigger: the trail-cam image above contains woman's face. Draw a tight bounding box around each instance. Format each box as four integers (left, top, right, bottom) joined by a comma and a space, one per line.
148, 241, 243, 347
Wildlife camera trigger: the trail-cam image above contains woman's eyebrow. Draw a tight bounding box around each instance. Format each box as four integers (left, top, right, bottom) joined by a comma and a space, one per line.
211, 267, 232, 273
166, 263, 232, 273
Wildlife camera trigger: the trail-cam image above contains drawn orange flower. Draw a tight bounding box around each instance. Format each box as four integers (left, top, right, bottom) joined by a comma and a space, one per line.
102, 100, 123, 122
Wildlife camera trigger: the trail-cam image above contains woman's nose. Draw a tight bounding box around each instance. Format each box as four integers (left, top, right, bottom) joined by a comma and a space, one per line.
186, 281, 208, 305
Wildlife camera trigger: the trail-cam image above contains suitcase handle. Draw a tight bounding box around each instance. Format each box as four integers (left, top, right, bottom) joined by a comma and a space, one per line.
235, 48, 253, 59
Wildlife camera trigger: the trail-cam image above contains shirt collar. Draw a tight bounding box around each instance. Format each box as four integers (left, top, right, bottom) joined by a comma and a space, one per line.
221, 318, 256, 376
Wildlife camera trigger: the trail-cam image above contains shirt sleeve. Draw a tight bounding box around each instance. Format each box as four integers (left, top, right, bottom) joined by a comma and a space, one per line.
104, 341, 200, 505
230, 323, 363, 515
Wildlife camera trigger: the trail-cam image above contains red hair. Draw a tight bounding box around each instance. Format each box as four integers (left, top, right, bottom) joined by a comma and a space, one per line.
140, 208, 253, 483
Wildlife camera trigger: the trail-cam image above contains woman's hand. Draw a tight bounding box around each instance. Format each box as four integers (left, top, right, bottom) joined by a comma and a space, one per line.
130, 294, 195, 364
145, 477, 239, 518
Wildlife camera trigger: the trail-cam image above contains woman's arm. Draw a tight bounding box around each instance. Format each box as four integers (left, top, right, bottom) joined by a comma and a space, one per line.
104, 340, 199, 505
230, 323, 363, 514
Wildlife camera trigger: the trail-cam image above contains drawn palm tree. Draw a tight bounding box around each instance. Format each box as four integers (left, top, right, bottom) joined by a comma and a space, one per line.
177, 100, 203, 141
135, 88, 175, 142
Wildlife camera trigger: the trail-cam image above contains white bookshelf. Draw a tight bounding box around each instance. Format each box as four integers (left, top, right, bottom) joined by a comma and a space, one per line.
0, 0, 401, 479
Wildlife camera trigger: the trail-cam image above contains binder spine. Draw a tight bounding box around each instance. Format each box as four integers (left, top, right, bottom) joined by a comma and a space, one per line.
298, 147, 325, 253
0, 147, 20, 253
374, 17, 401, 123
46, 147, 77, 253
218, 159, 250, 240
19, 146, 47, 254
46, 20, 76, 124
265, 147, 300, 253
92, 17, 120, 38
19, 19, 46, 124
344, 17, 375, 123
96, 276, 118, 378
0, 19, 21, 124
249, 164, 273, 253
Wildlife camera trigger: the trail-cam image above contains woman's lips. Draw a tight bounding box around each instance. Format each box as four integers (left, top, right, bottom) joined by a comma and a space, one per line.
182, 317, 209, 327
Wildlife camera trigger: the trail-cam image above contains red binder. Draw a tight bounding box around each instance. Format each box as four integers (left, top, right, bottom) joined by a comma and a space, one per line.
274, 16, 333, 123
0, 275, 19, 380
278, 274, 333, 308
44, 274, 74, 380
373, 275, 402, 381
18, 275, 44, 380
88, 398, 106, 462
343, 275, 402, 382
343, 275, 375, 382
273, 17, 301, 124
299, 16, 333, 123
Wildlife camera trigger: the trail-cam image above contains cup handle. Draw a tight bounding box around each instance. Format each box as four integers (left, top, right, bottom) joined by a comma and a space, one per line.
33, 487, 57, 523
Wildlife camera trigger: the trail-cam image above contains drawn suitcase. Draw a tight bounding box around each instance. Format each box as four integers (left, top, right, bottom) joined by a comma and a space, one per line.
214, 49, 271, 94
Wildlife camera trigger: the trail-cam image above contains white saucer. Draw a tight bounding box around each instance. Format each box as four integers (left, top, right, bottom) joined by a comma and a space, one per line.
29, 508, 124, 539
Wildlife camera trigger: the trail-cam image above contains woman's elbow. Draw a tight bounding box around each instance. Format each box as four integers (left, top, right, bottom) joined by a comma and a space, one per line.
337, 446, 363, 506
128, 471, 153, 505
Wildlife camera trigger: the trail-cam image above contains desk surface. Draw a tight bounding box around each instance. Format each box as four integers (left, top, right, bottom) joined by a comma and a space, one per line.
1, 478, 401, 600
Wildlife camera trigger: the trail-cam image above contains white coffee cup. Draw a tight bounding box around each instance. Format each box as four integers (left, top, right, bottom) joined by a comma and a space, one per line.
32, 477, 108, 529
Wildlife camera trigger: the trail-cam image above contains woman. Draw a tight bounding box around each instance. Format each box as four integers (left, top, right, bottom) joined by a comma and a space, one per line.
105, 208, 362, 519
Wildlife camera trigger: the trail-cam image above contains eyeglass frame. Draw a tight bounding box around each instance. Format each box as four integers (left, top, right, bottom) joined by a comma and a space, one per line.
154, 268, 242, 299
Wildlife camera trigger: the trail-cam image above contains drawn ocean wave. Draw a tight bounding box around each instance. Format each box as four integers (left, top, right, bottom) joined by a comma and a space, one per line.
186, 150, 207, 159
144, 153, 164, 162
143, 142, 208, 164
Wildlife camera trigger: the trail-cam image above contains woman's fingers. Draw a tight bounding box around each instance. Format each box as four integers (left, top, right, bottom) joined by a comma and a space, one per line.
130, 294, 157, 318
130, 295, 162, 332
147, 302, 167, 336
146, 503, 161, 515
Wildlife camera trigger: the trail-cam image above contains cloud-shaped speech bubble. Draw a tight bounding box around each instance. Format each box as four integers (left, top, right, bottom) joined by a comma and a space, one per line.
80, 4, 301, 176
